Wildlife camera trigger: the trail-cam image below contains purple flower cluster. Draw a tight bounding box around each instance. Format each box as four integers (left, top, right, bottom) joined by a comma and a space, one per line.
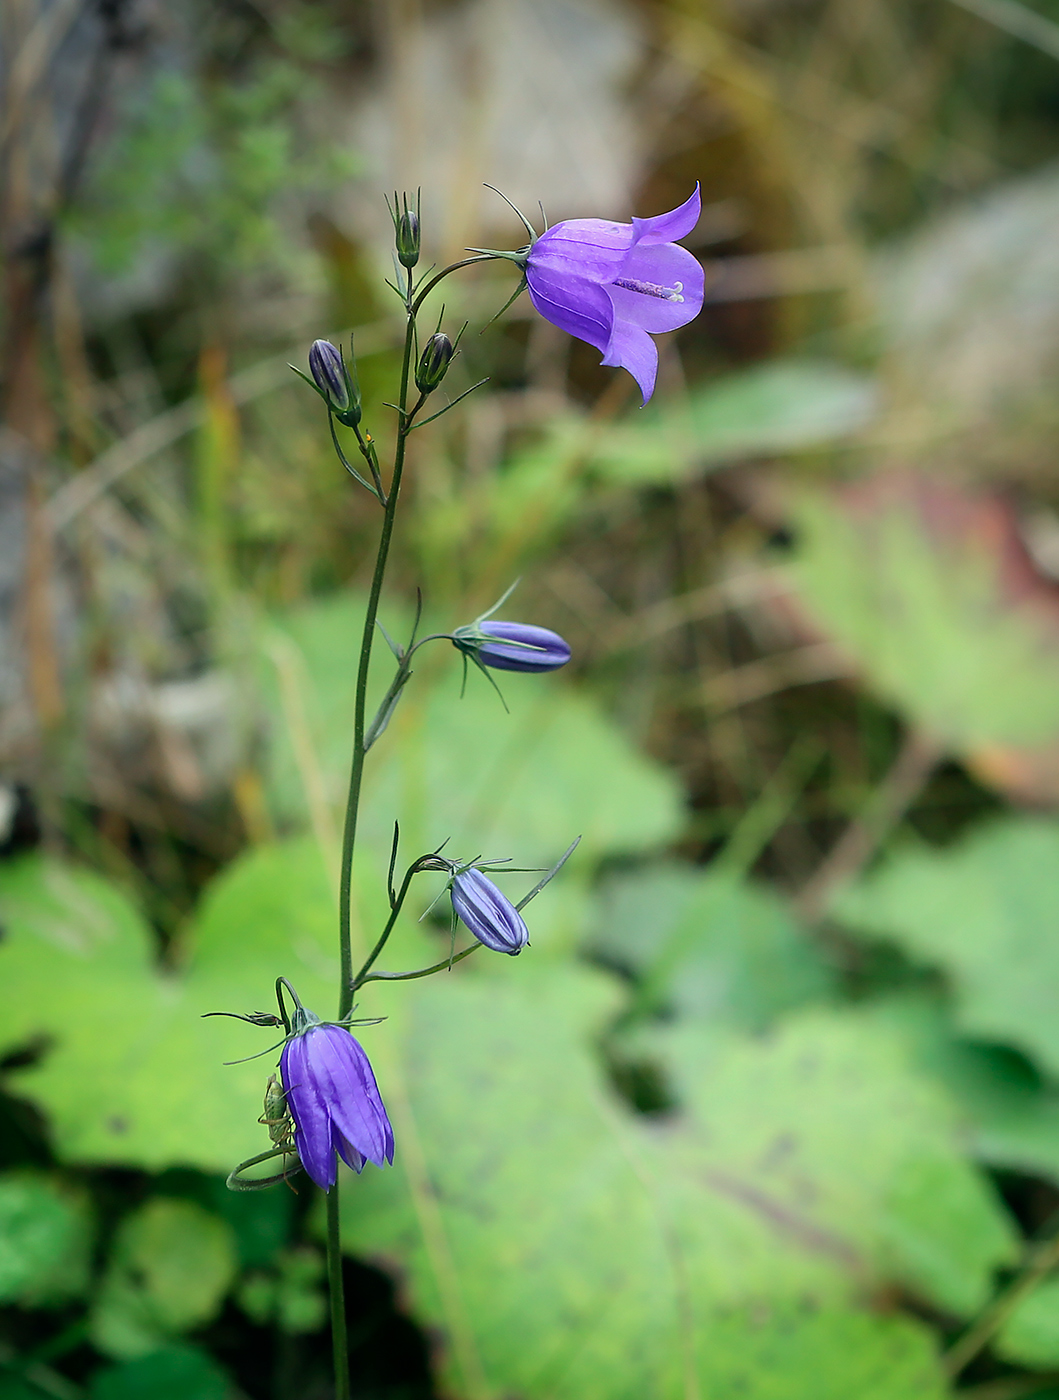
525, 186, 704, 404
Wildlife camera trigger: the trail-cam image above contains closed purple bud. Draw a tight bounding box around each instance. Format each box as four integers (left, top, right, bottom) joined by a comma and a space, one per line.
451, 867, 529, 955
280, 1014, 393, 1192
308, 339, 361, 425
474, 621, 571, 673
415, 332, 455, 393
308, 340, 349, 409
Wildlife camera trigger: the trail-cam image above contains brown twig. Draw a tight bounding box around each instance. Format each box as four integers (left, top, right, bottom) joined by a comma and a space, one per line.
795, 728, 942, 922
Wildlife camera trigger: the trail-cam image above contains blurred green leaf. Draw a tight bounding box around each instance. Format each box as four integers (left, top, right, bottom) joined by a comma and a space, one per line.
590, 863, 833, 1026
996, 1278, 1059, 1369
0, 1173, 91, 1305
88, 1345, 232, 1400
860, 994, 1059, 1189
838, 818, 1059, 1077
90, 1199, 237, 1359
0, 1379, 46, 1400
587, 360, 878, 485
236, 1247, 326, 1334
786, 481, 1059, 791
339, 964, 1009, 1398
0, 839, 365, 1171
263, 592, 684, 871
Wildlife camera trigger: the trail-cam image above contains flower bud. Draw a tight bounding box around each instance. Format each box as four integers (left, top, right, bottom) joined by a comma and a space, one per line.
451, 867, 529, 955
396, 209, 421, 269
453, 620, 571, 674
415, 333, 454, 394
308, 339, 362, 425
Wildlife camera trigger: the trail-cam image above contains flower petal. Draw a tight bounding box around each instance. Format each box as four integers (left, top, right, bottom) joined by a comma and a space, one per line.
311, 1027, 394, 1168
607, 243, 705, 334
601, 320, 659, 405
526, 268, 613, 354
631, 185, 701, 247
527, 218, 633, 282
281, 1036, 336, 1190
335, 1134, 366, 1174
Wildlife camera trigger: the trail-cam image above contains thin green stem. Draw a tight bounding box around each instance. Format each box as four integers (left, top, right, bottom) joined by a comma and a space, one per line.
360, 943, 481, 983
351, 863, 420, 990
336, 296, 416, 1023
326, 1184, 350, 1400
411, 255, 496, 317
944, 1223, 1059, 1376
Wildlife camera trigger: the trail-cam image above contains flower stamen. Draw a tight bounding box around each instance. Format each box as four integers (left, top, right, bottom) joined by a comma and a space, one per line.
613, 277, 685, 303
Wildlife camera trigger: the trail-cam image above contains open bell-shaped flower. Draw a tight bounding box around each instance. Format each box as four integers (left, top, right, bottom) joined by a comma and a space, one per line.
525, 186, 704, 405
280, 1007, 393, 1191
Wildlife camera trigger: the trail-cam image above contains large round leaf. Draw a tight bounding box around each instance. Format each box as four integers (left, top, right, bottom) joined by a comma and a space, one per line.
338, 963, 1011, 1399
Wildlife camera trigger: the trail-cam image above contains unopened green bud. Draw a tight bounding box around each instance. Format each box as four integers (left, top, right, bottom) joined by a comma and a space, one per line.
415, 333, 454, 393
396, 209, 420, 269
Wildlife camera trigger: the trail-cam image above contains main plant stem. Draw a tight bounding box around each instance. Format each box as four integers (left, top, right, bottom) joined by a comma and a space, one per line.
326, 1185, 350, 1400
337, 297, 417, 1025
327, 253, 497, 1400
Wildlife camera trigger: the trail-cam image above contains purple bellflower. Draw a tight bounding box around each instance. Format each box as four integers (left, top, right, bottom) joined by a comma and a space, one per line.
524, 186, 704, 405
280, 1007, 394, 1191
451, 866, 529, 955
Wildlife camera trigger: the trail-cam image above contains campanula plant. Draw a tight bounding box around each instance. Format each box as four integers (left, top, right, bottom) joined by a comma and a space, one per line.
208, 184, 703, 1400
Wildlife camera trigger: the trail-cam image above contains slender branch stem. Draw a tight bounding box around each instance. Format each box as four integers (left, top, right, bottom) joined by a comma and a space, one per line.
794, 729, 940, 923
326, 1184, 350, 1400
360, 943, 481, 983
351, 863, 421, 990
944, 1225, 1059, 1377
412, 255, 496, 317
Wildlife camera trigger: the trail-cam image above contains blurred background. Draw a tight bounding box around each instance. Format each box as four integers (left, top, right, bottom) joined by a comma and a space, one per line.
7, 0, 1059, 1397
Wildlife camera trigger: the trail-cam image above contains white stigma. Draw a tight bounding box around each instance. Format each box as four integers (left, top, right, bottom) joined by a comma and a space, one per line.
614, 277, 684, 302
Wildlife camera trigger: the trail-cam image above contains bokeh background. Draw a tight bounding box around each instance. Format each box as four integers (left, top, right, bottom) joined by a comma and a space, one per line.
7, 0, 1059, 1397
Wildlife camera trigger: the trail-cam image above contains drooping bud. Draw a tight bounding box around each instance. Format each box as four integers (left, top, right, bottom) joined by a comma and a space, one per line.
308, 340, 348, 409
308, 339, 362, 426
452, 619, 571, 674
396, 208, 421, 269
415, 333, 455, 394
450, 866, 529, 955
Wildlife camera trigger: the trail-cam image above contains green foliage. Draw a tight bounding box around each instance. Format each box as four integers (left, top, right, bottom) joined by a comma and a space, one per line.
587, 360, 878, 485
787, 486, 1059, 753
0, 1173, 91, 1305
262, 593, 684, 871
88, 1346, 232, 1400
236, 1247, 327, 1334
0, 840, 352, 1171
90, 1199, 238, 1359
838, 818, 1059, 1076
590, 862, 834, 1026
996, 1278, 1059, 1369
338, 963, 1012, 1398
860, 994, 1059, 1189
71, 51, 353, 280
